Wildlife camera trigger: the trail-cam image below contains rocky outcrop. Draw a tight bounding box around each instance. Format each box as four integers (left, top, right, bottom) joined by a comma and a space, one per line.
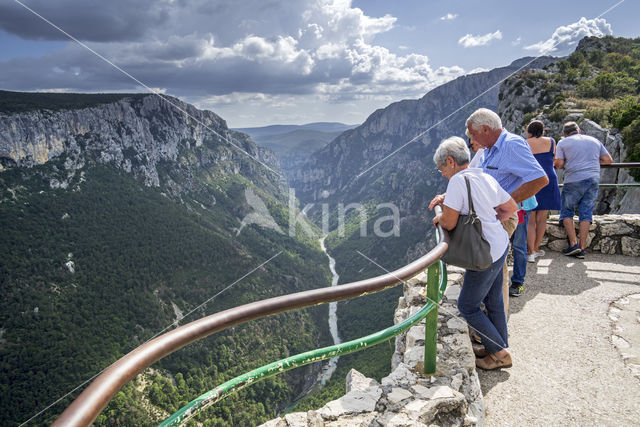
262, 266, 484, 426
0, 93, 281, 194
544, 214, 640, 256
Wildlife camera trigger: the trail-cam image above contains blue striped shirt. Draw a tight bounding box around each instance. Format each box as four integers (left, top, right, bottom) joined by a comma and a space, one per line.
480, 129, 546, 194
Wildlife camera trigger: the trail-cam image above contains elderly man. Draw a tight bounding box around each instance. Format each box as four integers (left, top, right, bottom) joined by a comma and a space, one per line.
554, 121, 613, 258
431, 108, 547, 314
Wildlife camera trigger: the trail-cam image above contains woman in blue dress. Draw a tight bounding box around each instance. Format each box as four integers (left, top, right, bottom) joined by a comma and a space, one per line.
525, 120, 561, 262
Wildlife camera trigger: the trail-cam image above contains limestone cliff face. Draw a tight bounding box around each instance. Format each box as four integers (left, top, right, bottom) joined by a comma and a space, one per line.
292, 57, 557, 205
0, 93, 281, 194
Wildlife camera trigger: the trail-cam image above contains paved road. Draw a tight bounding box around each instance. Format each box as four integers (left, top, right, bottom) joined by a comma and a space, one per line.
479, 251, 640, 426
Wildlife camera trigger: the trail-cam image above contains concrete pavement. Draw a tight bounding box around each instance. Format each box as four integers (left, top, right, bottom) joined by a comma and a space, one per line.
479, 251, 640, 425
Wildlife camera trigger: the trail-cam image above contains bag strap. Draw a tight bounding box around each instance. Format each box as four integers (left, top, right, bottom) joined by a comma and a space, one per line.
464, 175, 476, 215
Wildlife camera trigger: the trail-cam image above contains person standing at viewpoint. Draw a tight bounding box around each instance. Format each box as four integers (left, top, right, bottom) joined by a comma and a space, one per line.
525, 120, 561, 263
430, 108, 548, 312
554, 121, 613, 258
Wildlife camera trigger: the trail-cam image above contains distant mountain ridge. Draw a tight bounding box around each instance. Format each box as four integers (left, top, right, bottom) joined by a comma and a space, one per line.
235, 122, 358, 137
236, 122, 358, 183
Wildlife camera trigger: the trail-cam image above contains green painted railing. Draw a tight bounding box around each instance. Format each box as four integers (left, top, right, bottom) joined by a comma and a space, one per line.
160, 258, 446, 425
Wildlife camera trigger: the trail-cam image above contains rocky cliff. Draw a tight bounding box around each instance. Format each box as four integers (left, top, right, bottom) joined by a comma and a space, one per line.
0, 91, 283, 195
292, 56, 556, 206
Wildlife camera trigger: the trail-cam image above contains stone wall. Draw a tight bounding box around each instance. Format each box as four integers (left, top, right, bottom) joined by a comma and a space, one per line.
544, 214, 640, 256
261, 267, 483, 427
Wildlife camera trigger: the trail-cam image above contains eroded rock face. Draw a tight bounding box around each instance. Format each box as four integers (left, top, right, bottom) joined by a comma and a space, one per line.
0, 94, 278, 193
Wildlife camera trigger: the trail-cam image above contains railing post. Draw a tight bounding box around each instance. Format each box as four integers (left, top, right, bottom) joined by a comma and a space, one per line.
423, 262, 439, 375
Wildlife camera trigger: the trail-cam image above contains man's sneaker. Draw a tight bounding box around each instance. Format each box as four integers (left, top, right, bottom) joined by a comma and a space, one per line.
527, 254, 536, 263
562, 243, 581, 256
509, 283, 523, 297
576, 250, 585, 259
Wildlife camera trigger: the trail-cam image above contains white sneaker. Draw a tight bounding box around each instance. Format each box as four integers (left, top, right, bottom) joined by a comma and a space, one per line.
527, 254, 536, 263
535, 250, 545, 258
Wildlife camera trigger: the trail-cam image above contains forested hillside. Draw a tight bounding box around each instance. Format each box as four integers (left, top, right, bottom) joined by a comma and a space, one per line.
0, 92, 332, 425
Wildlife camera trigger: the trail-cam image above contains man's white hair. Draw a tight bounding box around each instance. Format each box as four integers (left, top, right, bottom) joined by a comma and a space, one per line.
466, 108, 502, 131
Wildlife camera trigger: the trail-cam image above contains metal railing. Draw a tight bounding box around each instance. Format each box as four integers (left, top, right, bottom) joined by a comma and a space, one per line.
558, 162, 640, 188
53, 207, 450, 426
160, 259, 447, 426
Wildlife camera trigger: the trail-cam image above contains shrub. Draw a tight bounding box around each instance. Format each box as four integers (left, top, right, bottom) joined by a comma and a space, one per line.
566, 68, 580, 84
588, 50, 605, 67
568, 51, 586, 68
548, 108, 567, 123
604, 53, 636, 73
521, 112, 538, 128
584, 107, 609, 126
557, 60, 569, 73
622, 117, 640, 180
609, 96, 640, 129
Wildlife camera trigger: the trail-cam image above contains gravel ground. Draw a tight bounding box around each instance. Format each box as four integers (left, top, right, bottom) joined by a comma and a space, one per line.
479, 251, 640, 426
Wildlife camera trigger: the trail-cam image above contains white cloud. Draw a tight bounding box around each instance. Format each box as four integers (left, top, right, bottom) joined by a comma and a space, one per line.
0, 0, 468, 126
1, 0, 465, 98
511, 36, 522, 46
468, 67, 489, 75
440, 13, 458, 21
458, 30, 502, 48
524, 17, 612, 54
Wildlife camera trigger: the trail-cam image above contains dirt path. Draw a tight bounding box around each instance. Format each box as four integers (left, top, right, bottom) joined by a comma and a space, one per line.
479, 251, 640, 426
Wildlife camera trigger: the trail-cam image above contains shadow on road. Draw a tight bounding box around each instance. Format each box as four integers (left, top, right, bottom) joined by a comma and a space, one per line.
508, 251, 640, 317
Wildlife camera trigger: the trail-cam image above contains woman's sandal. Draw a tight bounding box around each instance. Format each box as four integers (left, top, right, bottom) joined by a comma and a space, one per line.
472, 342, 488, 358
476, 352, 512, 370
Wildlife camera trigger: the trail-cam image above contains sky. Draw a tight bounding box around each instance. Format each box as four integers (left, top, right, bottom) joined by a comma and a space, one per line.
0, 0, 638, 128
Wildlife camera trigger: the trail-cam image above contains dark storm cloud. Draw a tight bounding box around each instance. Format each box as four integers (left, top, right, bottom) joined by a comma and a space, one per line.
0, 0, 168, 42
0, 0, 466, 113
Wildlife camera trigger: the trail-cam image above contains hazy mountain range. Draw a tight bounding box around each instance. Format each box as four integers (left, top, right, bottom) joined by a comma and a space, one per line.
235, 122, 358, 182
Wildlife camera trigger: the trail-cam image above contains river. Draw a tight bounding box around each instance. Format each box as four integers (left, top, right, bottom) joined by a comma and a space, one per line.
318, 235, 341, 385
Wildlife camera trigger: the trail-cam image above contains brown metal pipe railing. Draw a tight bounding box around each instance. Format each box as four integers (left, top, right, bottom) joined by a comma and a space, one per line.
53, 212, 449, 426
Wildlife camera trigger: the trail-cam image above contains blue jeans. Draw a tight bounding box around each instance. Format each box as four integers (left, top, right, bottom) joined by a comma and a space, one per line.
559, 178, 599, 222
510, 210, 529, 285
458, 248, 509, 354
